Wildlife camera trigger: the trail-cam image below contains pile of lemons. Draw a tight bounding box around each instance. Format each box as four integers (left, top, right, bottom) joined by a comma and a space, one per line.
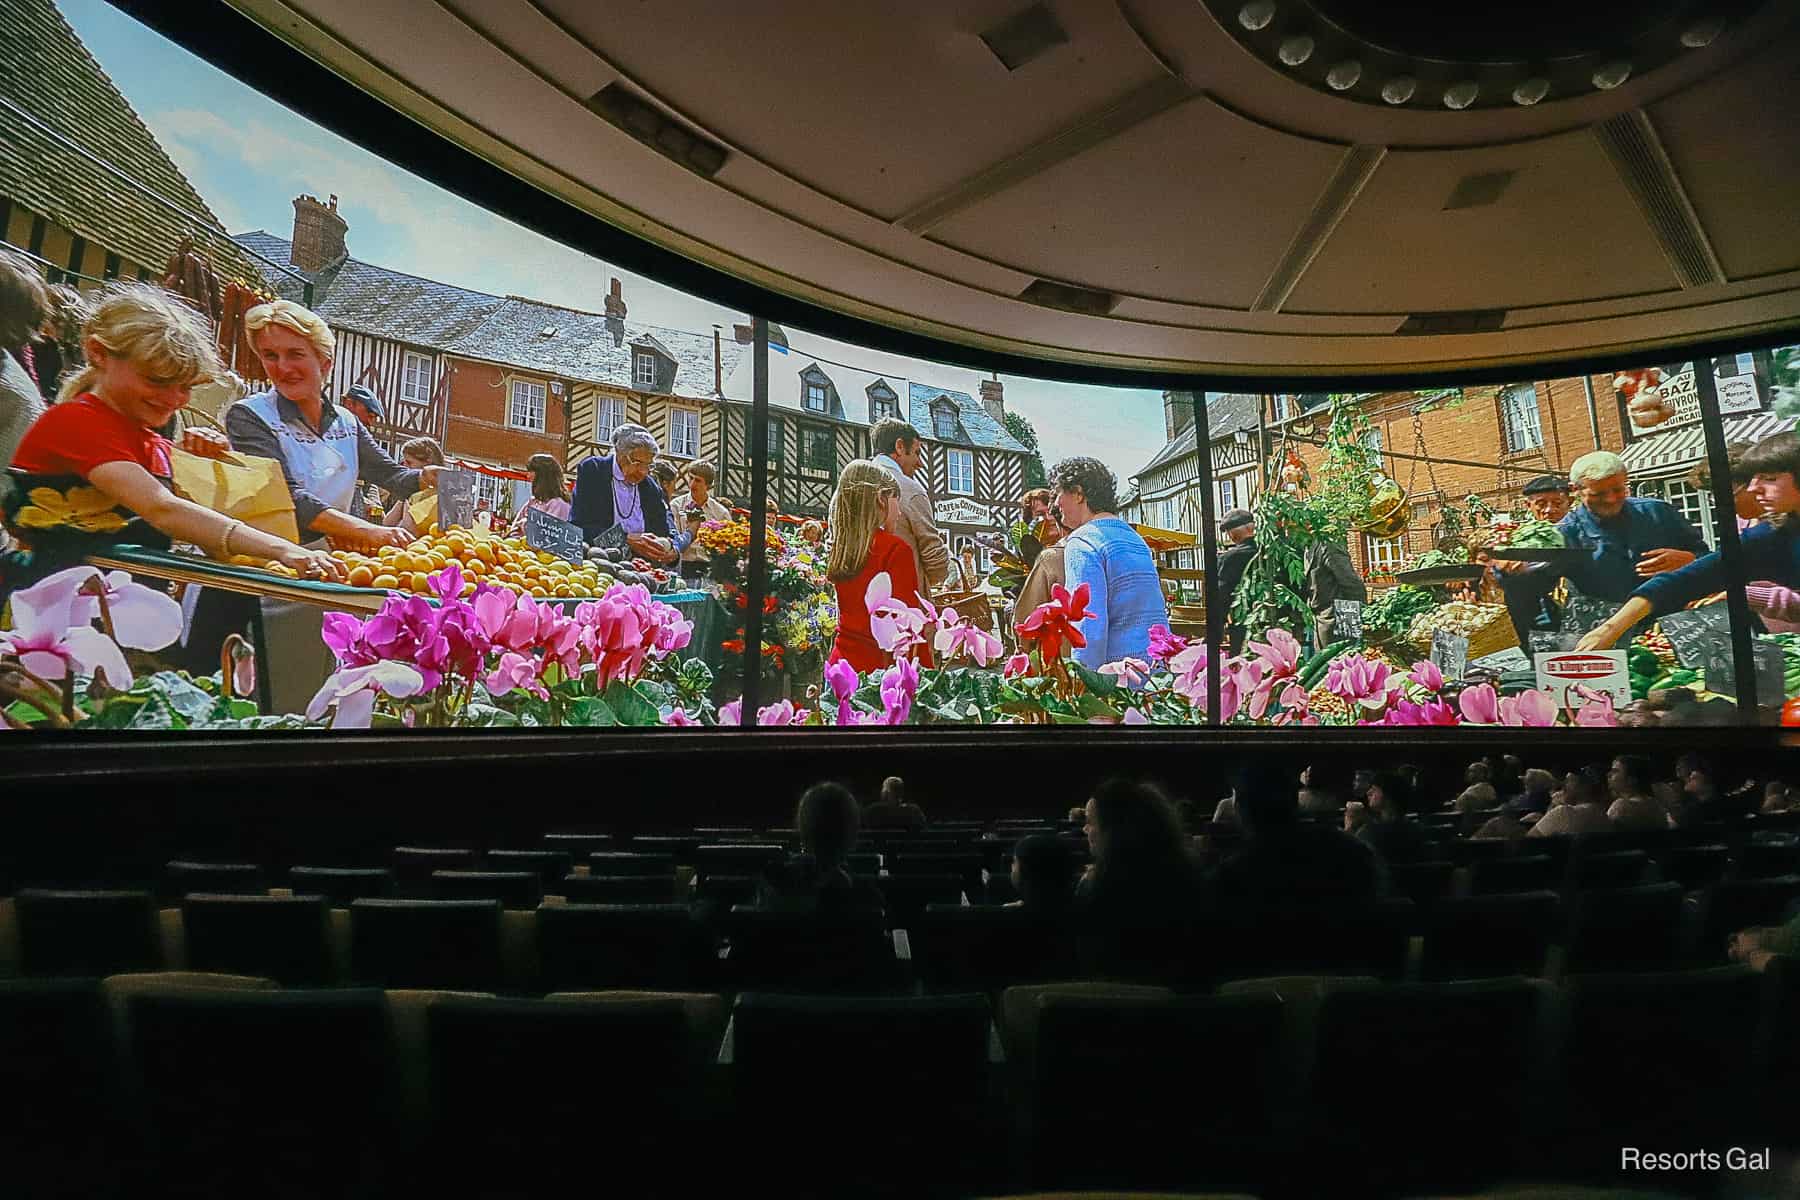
330, 525, 611, 599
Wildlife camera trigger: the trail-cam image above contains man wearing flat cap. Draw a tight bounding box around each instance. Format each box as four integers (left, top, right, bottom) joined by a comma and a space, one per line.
1217, 508, 1257, 653
1492, 474, 1576, 642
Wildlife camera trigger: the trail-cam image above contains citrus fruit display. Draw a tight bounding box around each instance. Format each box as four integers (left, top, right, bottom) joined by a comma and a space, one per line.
329, 525, 613, 600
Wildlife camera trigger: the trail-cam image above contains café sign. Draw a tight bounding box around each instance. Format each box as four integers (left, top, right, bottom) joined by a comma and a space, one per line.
934, 497, 997, 527
1626, 364, 1762, 436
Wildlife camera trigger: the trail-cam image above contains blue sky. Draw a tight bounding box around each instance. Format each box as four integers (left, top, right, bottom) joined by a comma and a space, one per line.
56, 0, 1171, 483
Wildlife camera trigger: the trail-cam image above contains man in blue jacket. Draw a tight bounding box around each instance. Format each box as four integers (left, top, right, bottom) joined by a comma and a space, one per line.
568, 423, 678, 562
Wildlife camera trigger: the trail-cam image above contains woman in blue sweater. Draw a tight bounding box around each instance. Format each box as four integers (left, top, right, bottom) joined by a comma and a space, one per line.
1580, 432, 1800, 650
1048, 456, 1169, 669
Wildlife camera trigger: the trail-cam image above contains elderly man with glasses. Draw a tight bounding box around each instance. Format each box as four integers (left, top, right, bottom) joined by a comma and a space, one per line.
569, 423, 679, 563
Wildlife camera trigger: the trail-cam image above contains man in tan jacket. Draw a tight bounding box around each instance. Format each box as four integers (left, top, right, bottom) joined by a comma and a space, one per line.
870, 416, 950, 599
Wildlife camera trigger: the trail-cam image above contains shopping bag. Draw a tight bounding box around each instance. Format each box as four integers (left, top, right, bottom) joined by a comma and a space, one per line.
170, 448, 300, 546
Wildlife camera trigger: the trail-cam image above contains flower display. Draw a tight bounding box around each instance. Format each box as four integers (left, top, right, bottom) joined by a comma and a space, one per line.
1016, 582, 1090, 663
0, 566, 132, 687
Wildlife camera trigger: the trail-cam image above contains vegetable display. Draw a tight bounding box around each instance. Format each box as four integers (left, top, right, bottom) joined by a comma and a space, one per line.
1506, 519, 1566, 550
1401, 547, 1469, 572
1408, 601, 1503, 642
1363, 586, 1435, 637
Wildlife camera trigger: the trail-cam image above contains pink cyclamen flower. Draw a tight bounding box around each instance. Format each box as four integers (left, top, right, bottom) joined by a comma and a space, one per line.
824, 657, 860, 726
879, 655, 920, 725
1384, 697, 1460, 726
1500, 688, 1559, 727
717, 698, 744, 726
1146, 624, 1187, 665
304, 661, 427, 728
756, 699, 808, 726
661, 707, 698, 727
935, 616, 1002, 667
0, 567, 131, 687
1247, 628, 1303, 681
1271, 682, 1319, 726
1572, 685, 1620, 728
1002, 653, 1030, 680
1407, 659, 1444, 693
484, 651, 549, 701
1167, 642, 1210, 709
321, 611, 376, 667
1098, 657, 1151, 689
1459, 684, 1501, 724
1325, 655, 1397, 705
1220, 658, 1261, 723
70, 568, 183, 651
865, 572, 933, 657
1121, 707, 1150, 725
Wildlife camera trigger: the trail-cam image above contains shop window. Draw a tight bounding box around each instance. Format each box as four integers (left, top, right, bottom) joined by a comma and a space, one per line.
1500, 384, 1543, 452
800, 425, 835, 477
508, 379, 546, 433
947, 448, 974, 495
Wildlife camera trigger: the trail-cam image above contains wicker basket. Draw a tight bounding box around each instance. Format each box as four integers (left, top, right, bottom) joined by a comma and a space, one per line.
934, 589, 995, 633
1407, 603, 1518, 661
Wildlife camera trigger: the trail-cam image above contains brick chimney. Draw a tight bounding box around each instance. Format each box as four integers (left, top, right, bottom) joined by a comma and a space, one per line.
978, 374, 1004, 424
604, 277, 627, 320
1163, 389, 1197, 443
290, 193, 348, 273
734, 324, 753, 344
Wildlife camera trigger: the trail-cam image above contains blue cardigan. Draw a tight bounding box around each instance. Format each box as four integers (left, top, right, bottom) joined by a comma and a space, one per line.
1635, 520, 1800, 615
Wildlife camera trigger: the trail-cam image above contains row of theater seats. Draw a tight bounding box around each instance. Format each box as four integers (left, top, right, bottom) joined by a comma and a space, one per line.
5, 871, 1800, 992
3, 966, 1792, 1199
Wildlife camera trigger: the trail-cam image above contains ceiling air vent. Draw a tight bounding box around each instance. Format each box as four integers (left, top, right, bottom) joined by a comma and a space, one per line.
980, 3, 1069, 71
1019, 279, 1119, 316
587, 83, 729, 178
1396, 309, 1508, 335
1443, 169, 1516, 211
1593, 109, 1725, 289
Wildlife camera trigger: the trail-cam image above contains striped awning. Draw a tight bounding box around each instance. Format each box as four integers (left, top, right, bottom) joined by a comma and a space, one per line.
1619, 411, 1796, 481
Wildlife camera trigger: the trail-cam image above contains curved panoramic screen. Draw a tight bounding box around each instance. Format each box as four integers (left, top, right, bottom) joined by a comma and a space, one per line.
2, 0, 1795, 735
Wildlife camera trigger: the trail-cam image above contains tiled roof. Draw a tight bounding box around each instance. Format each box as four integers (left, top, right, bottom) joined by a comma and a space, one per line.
232, 232, 740, 399
1134, 391, 1261, 476
0, 0, 259, 282
720, 339, 1026, 454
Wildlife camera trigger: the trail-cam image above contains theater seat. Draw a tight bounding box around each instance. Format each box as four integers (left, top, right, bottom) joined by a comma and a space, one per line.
1308, 978, 1549, 1194
556, 873, 679, 904
15, 889, 161, 977
728, 992, 997, 1198
391, 846, 480, 895
722, 906, 899, 994
161, 861, 264, 902
483, 849, 573, 889
287, 866, 394, 905
588, 851, 678, 877
1386, 859, 1454, 908
910, 905, 1080, 997
1030, 991, 1284, 1194
1204, 900, 1413, 985
1469, 855, 1561, 895
541, 832, 614, 856
430, 869, 543, 909
694, 844, 785, 878
1560, 883, 1685, 976
1690, 876, 1800, 963
1419, 892, 1559, 981
1736, 841, 1800, 880
349, 899, 504, 992
874, 872, 965, 928
1567, 849, 1651, 892
180, 893, 335, 985
122, 986, 396, 1199
1656, 844, 1730, 891
0, 978, 124, 1194
422, 995, 705, 1194
535, 904, 716, 993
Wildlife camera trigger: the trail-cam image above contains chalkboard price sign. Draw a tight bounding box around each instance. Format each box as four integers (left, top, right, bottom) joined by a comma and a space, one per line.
1333, 599, 1364, 642
592, 521, 630, 559
1560, 594, 1616, 637
1528, 631, 1577, 656
1705, 639, 1786, 701
1659, 606, 1732, 669
435, 468, 477, 532
1430, 630, 1470, 682
525, 506, 587, 564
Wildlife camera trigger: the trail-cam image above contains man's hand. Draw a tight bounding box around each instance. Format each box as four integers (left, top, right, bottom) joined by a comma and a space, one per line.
179, 427, 231, 458
1637, 548, 1696, 576
1491, 557, 1530, 575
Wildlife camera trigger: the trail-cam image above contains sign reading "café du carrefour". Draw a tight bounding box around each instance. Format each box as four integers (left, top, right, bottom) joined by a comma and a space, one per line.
934, 497, 997, 527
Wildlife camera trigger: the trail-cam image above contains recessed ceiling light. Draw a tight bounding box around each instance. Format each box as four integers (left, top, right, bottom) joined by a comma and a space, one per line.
1238, 1, 1275, 32
1278, 34, 1314, 66
1512, 77, 1550, 106
1381, 76, 1417, 105
1681, 20, 1724, 48
1592, 60, 1632, 90
1443, 81, 1479, 110
1326, 60, 1362, 90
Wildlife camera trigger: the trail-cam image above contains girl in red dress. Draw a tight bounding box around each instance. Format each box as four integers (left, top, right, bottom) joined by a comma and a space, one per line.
826, 459, 933, 673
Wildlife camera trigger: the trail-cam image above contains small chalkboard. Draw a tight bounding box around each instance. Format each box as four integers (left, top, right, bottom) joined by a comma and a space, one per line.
1659, 605, 1732, 669
1529, 631, 1578, 656
435, 468, 477, 532
1431, 630, 1470, 682
592, 521, 630, 558
1560, 593, 1617, 636
1704, 638, 1786, 701
1333, 599, 1364, 641
525, 506, 587, 564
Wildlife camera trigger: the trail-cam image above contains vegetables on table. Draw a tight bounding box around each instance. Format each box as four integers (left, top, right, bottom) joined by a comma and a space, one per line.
1401, 547, 1470, 572
1298, 640, 1356, 689
1364, 586, 1436, 637
1408, 601, 1502, 642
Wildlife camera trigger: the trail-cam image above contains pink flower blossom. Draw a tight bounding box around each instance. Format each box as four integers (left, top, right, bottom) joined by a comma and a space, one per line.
1407, 660, 1444, 693
1098, 657, 1151, 689
72, 568, 182, 651
1247, 628, 1304, 681
661, 707, 698, 726
718, 698, 743, 726
878, 655, 920, 725
1459, 684, 1501, 724
0, 567, 131, 687
1271, 683, 1319, 726
1121, 707, 1150, 725
1572, 685, 1620, 727
1221, 658, 1261, 722
1168, 642, 1210, 710
1146, 624, 1188, 665
1002, 653, 1030, 679
755, 699, 809, 726
484, 651, 549, 701
1325, 654, 1398, 705
866, 572, 933, 657
934, 610, 1002, 666
824, 658, 860, 726
1500, 688, 1558, 727
304, 661, 426, 728
320, 611, 376, 667
1384, 697, 1460, 726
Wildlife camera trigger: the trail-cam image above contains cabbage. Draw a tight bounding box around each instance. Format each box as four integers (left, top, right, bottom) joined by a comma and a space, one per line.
1509, 519, 1566, 549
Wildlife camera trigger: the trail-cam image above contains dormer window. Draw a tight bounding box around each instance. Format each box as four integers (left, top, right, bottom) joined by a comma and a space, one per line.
932, 401, 958, 441
634, 351, 658, 388
805, 379, 828, 412
867, 381, 897, 422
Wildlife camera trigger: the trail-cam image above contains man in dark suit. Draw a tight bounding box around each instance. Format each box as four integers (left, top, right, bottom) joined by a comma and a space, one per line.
569, 423, 678, 561
1215, 508, 1257, 653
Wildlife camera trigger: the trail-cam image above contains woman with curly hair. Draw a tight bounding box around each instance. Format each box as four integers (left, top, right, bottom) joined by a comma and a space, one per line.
1047, 456, 1167, 669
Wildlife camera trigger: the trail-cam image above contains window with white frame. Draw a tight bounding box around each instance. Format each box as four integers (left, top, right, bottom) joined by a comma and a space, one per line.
509, 379, 547, 433
800, 425, 835, 477
1272, 395, 1292, 421
597, 395, 627, 443
1500, 384, 1544, 453
869, 386, 897, 422
932, 403, 958, 441
947, 448, 974, 496
474, 469, 508, 515
1364, 425, 1383, 455
1217, 476, 1239, 513
668, 408, 699, 458
399, 351, 432, 406
1161, 497, 1178, 529
633, 351, 658, 388
803, 375, 829, 412
1365, 534, 1406, 574
1661, 479, 1713, 547
766, 417, 784, 466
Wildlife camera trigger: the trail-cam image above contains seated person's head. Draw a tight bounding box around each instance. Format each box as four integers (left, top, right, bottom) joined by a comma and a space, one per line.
1465, 760, 1493, 786
1368, 771, 1415, 820
1010, 834, 1076, 911
1084, 777, 1186, 867
1457, 782, 1497, 811
796, 781, 860, 868
1233, 762, 1300, 836
1765, 781, 1791, 809
1350, 768, 1374, 801
879, 775, 904, 806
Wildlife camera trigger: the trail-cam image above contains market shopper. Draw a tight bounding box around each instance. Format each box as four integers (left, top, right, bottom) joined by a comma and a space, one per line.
382, 437, 445, 527
1015, 504, 1070, 619
825, 459, 933, 672
1579, 433, 1800, 650
507, 453, 572, 537
1492, 474, 1574, 641
1049, 456, 1168, 670
1017, 487, 1056, 567
4, 284, 343, 584
676, 460, 732, 583
0, 249, 50, 470
1303, 533, 1366, 652
870, 416, 950, 599
568, 424, 678, 562
1216, 508, 1257, 653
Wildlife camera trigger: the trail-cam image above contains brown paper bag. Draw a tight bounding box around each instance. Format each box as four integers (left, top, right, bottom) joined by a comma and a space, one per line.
171, 448, 300, 547
407, 488, 438, 530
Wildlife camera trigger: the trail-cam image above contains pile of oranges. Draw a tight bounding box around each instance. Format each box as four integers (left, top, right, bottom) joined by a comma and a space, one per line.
329, 525, 611, 600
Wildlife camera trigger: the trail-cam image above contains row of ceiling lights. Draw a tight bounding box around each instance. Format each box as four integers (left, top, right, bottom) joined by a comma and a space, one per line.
1237, 2, 1725, 109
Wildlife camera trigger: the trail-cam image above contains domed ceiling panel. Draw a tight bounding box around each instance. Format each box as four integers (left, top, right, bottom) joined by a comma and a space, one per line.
927, 97, 1347, 310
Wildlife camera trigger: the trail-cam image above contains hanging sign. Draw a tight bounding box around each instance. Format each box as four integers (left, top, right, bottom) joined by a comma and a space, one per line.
435, 468, 477, 532
1332, 599, 1364, 641
1430, 630, 1469, 682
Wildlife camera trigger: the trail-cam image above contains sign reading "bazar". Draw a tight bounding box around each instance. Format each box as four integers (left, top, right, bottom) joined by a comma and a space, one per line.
1534, 649, 1630, 707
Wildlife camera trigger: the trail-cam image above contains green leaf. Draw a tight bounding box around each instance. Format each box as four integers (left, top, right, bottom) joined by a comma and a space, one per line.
127, 696, 178, 730
7, 697, 54, 724
1071, 691, 1123, 721
598, 680, 662, 726
211, 696, 259, 722
140, 671, 217, 723
1069, 662, 1119, 697
461, 703, 521, 727
85, 694, 148, 729
567, 696, 620, 726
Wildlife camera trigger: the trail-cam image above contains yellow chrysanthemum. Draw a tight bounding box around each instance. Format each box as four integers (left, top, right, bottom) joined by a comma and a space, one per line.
13, 486, 128, 533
